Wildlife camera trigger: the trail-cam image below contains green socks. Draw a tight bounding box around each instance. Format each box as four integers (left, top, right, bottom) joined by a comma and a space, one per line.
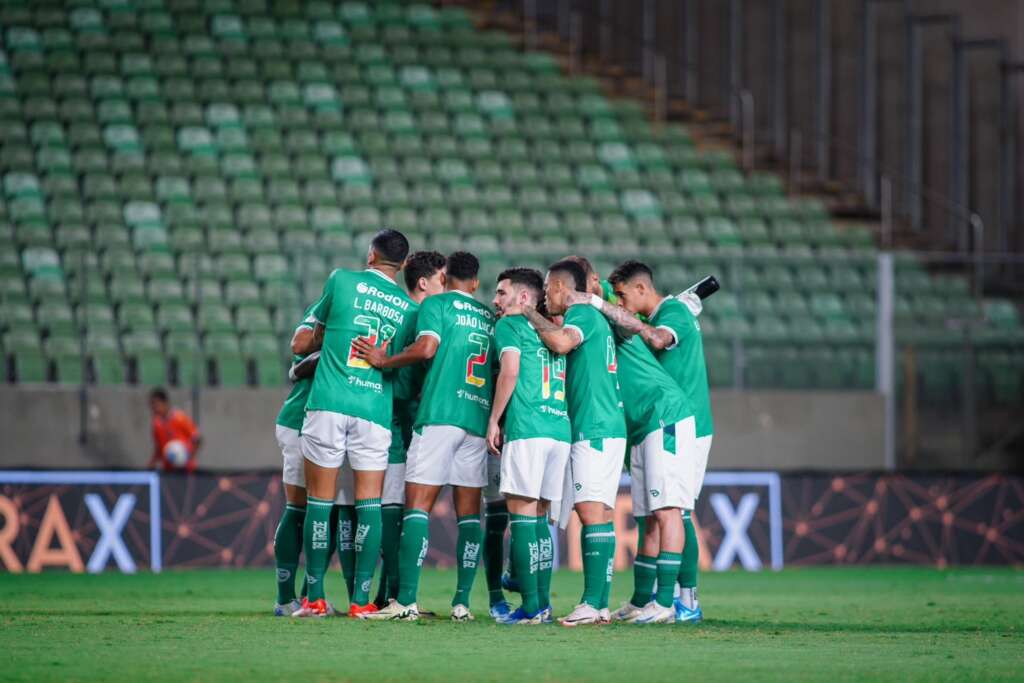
274, 504, 305, 604
377, 504, 403, 603
630, 554, 657, 607
397, 508, 430, 606
535, 516, 553, 611
510, 514, 539, 615
656, 552, 683, 608
351, 498, 382, 606
337, 505, 356, 600
452, 514, 482, 608
600, 530, 616, 610
484, 501, 509, 606
302, 496, 334, 602
679, 509, 698, 588
580, 522, 614, 608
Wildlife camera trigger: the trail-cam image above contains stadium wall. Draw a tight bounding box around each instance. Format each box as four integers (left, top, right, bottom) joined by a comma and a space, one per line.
0, 386, 884, 471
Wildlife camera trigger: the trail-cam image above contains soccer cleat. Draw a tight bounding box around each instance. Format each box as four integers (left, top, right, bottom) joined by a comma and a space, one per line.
559, 603, 601, 627
610, 601, 645, 622
274, 599, 302, 617
348, 602, 379, 619
362, 600, 419, 621
598, 608, 611, 624
538, 606, 553, 624
500, 607, 544, 625
632, 602, 675, 624
291, 597, 330, 618
501, 572, 521, 594
488, 600, 513, 621
451, 604, 475, 622
674, 598, 704, 624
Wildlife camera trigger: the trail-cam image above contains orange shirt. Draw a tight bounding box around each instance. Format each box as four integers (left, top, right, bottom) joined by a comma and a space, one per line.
152, 409, 200, 471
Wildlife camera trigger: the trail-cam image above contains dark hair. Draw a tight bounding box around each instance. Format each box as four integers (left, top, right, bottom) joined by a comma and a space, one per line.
149, 387, 169, 402
497, 267, 543, 303
547, 259, 587, 292
446, 251, 480, 281
608, 260, 655, 286
371, 229, 410, 265
404, 251, 446, 292
562, 254, 595, 277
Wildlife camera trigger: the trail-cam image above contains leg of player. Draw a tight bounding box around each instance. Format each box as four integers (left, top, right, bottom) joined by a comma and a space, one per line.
675, 508, 702, 622
365, 482, 442, 621
483, 500, 512, 618
535, 501, 555, 622
348, 469, 385, 617
450, 485, 483, 621
274, 483, 306, 616
375, 503, 402, 607
560, 501, 614, 626
632, 507, 682, 624
336, 505, 356, 602
502, 495, 541, 624
292, 458, 339, 618
617, 516, 659, 621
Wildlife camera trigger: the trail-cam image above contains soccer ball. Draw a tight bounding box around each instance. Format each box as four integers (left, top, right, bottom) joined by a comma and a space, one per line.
163, 439, 191, 468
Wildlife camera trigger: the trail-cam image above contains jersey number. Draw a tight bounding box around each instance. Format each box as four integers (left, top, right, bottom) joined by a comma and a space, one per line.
347, 315, 396, 369
464, 332, 490, 387
606, 337, 618, 374
537, 349, 566, 401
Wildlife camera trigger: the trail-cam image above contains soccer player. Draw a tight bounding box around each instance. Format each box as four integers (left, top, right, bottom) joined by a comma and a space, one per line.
355, 252, 495, 622
373, 251, 447, 607
598, 260, 713, 623
566, 273, 698, 625
291, 229, 417, 618
520, 260, 627, 627
487, 268, 571, 625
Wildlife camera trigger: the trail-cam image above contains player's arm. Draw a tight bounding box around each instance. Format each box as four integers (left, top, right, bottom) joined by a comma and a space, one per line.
487, 349, 520, 456
353, 333, 438, 370
522, 305, 582, 355
566, 291, 675, 350
290, 324, 323, 355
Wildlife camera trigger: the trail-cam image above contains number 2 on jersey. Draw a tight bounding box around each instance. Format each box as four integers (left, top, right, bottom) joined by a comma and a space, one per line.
464, 332, 490, 387
347, 315, 396, 369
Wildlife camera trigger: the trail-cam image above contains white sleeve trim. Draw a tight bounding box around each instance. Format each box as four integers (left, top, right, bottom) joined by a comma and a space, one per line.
416, 330, 441, 342
499, 346, 521, 357
563, 323, 584, 344
657, 325, 679, 351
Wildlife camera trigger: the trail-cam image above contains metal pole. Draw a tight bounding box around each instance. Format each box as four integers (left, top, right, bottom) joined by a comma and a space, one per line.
727, 0, 742, 125
1005, 62, 1024, 253
790, 128, 802, 192
950, 41, 968, 250
876, 252, 895, 470
814, 0, 831, 184
860, 0, 878, 207
78, 250, 87, 445
772, 0, 786, 160
643, 0, 655, 83
905, 18, 922, 231
880, 175, 893, 248
684, 0, 698, 103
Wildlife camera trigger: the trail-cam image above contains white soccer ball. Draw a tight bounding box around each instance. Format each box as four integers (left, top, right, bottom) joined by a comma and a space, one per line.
163, 439, 191, 468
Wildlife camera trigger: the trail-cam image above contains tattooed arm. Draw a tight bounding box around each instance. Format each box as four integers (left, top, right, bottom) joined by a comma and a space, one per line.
522, 305, 582, 355
563, 290, 675, 350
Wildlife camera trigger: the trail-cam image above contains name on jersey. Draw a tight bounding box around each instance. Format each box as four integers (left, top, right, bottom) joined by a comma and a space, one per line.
356, 282, 411, 310
355, 296, 408, 325
455, 313, 494, 335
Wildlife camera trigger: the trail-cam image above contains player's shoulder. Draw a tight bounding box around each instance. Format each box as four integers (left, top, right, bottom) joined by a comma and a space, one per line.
655, 296, 690, 319
495, 313, 523, 335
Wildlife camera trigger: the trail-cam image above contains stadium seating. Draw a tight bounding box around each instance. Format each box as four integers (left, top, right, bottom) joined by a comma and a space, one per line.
0, 0, 1020, 400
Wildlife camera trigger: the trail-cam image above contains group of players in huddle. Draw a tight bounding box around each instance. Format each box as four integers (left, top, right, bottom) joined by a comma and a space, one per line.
271, 228, 713, 625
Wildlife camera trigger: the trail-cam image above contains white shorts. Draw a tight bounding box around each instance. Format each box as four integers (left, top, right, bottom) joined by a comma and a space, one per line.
693, 435, 712, 502
631, 416, 697, 516
334, 461, 355, 505
568, 437, 628, 508
382, 462, 406, 505
499, 438, 571, 502
276, 425, 305, 488
482, 453, 503, 503
301, 410, 391, 472
405, 425, 488, 488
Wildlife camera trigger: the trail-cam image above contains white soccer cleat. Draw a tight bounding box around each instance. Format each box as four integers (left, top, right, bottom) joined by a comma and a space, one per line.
558, 603, 601, 627
610, 601, 645, 622
450, 604, 475, 622
598, 607, 611, 624
632, 601, 675, 624
275, 599, 302, 617
362, 600, 419, 621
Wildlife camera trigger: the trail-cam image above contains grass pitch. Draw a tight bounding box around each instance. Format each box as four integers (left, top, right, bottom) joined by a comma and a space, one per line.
1, 567, 1021, 682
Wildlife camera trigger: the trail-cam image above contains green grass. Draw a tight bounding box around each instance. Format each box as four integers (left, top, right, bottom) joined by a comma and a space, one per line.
1, 567, 1022, 682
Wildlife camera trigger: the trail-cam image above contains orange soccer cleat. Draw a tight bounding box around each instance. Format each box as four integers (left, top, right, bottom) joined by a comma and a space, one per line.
348, 602, 380, 619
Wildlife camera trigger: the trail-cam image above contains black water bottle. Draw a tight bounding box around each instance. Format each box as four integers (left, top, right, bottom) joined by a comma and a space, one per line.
685, 275, 720, 300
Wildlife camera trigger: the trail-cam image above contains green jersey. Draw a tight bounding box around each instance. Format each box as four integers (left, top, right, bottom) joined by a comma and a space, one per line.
304, 268, 416, 429
561, 304, 626, 442
389, 361, 424, 464
413, 290, 496, 437
494, 315, 570, 443
649, 296, 713, 437
275, 306, 316, 431
614, 331, 693, 445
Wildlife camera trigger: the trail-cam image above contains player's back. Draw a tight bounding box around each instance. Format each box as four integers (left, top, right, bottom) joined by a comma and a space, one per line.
276, 305, 317, 431
649, 296, 713, 438
615, 331, 693, 444
562, 303, 626, 442
414, 290, 495, 437
305, 268, 416, 426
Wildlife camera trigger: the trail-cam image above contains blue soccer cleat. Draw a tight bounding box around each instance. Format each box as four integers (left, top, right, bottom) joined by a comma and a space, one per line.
501, 572, 521, 594
489, 600, 512, 621
537, 606, 553, 624
500, 606, 544, 625
674, 598, 703, 624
